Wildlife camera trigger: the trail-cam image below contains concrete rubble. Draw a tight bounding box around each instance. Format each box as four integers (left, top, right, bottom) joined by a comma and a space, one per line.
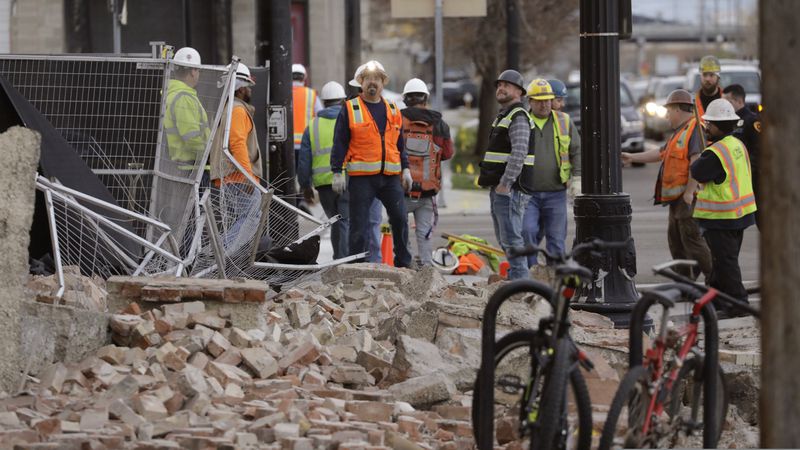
0, 263, 763, 448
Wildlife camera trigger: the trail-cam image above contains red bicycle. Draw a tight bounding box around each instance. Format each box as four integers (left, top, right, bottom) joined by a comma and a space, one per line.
599, 259, 760, 449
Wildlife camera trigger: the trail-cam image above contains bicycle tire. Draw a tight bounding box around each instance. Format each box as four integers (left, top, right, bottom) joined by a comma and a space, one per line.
472, 330, 592, 450
598, 365, 652, 450
531, 336, 571, 450
668, 356, 729, 446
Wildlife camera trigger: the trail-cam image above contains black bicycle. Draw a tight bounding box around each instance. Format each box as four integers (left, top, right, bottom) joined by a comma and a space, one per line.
473, 238, 631, 450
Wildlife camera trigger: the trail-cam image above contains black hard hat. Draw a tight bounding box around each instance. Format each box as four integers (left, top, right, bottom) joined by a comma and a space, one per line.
495, 69, 526, 92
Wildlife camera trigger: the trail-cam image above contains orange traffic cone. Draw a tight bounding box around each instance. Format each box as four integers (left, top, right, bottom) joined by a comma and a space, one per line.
380, 224, 393, 266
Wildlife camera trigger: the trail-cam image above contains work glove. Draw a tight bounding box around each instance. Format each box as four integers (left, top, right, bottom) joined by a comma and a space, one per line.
568, 176, 582, 199
332, 172, 346, 194
402, 168, 414, 193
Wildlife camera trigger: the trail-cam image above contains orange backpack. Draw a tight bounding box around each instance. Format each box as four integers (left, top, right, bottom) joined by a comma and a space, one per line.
402, 118, 442, 196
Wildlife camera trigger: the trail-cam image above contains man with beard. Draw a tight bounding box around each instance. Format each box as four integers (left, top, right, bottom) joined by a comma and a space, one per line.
695, 55, 724, 117
477, 69, 533, 280
330, 60, 413, 267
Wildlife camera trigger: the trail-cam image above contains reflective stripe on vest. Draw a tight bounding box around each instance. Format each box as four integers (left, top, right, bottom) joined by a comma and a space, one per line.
491, 107, 528, 128
482, 152, 535, 165
532, 111, 572, 183
310, 116, 336, 187
694, 136, 757, 219
659, 119, 697, 202
345, 97, 403, 176
293, 86, 316, 145
481, 107, 529, 167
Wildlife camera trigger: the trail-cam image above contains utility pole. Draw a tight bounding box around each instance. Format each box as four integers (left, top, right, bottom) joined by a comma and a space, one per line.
183, 0, 192, 48
573, 0, 639, 327
506, 0, 520, 70
434, 0, 444, 111
345, 0, 361, 93
760, 1, 800, 446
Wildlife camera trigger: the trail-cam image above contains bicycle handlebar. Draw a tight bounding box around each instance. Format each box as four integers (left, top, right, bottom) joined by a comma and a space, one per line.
652, 260, 761, 319
509, 237, 632, 262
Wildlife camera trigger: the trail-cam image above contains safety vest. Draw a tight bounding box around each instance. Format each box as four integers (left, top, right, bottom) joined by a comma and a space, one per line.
401, 114, 442, 196
549, 111, 573, 184
659, 118, 698, 202
693, 135, 757, 220
694, 86, 723, 118
345, 96, 403, 176
309, 116, 336, 187
164, 79, 210, 170
477, 103, 534, 190
293, 85, 317, 146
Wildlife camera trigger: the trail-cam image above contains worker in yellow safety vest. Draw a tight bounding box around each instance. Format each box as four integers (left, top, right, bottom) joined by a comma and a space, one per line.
690, 98, 757, 315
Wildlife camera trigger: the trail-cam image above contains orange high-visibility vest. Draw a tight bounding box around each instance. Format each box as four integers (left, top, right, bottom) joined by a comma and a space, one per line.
344, 96, 403, 176
659, 118, 699, 202
293, 85, 317, 146
694, 86, 723, 118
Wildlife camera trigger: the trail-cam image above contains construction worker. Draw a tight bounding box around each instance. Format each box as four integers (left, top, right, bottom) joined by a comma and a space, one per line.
477, 69, 532, 280
400, 78, 454, 266
521, 79, 581, 267
330, 60, 413, 268
695, 55, 724, 117
298, 81, 349, 259
292, 64, 323, 151
690, 98, 757, 311
722, 84, 762, 228
164, 47, 210, 182
547, 79, 569, 112
621, 89, 712, 280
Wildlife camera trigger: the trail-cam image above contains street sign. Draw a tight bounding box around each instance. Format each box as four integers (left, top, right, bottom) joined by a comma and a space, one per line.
390, 0, 486, 18
268, 105, 287, 142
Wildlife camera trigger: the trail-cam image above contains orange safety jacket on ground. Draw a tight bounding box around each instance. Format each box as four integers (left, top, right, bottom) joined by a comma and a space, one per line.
344, 96, 403, 176
293, 85, 317, 146
659, 117, 699, 202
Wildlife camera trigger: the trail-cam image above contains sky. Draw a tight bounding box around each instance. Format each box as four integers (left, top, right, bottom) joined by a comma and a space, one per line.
633, 0, 757, 25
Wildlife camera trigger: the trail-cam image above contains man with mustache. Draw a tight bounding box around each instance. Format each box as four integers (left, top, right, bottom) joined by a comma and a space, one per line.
330, 60, 413, 267
694, 55, 724, 117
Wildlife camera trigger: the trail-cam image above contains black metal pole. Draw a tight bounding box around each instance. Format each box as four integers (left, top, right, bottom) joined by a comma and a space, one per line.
573, 0, 639, 327
183, 0, 191, 47
345, 0, 361, 96
506, 0, 520, 70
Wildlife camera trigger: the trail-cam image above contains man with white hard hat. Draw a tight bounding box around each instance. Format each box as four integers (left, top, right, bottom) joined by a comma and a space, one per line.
292, 63, 323, 151
330, 60, 413, 267
297, 81, 351, 259
690, 98, 757, 314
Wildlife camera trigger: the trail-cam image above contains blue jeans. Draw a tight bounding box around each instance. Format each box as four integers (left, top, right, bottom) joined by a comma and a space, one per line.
348, 175, 412, 268
522, 190, 568, 266
490, 187, 531, 280
317, 185, 349, 260
366, 199, 383, 263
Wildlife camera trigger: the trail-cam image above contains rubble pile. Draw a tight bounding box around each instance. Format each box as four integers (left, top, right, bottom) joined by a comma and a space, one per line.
26, 266, 107, 312
1, 263, 762, 448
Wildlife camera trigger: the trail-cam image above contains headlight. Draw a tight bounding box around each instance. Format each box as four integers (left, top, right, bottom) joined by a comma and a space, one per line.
758, 104, 763, 112
645, 102, 658, 115
656, 106, 667, 118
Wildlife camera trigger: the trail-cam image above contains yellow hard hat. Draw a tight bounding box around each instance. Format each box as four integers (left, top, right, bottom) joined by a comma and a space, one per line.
699, 55, 721, 74
527, 79, 555, 100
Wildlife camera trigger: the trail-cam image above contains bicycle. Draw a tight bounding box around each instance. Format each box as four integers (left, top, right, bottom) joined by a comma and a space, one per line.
473, 238, 631, 450
599, 259, 760, 450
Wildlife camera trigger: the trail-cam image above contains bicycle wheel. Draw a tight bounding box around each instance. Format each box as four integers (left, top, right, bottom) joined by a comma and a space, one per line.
531, 336, 571, 450
598, 365, 653, 450
472, 330, 592, 450
667, 356, 729, 447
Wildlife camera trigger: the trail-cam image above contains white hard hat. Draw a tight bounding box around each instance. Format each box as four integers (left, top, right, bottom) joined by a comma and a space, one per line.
702, 98, 740, 121
402, 78, 429, 96
357, 60, 388, 83
174, 47, 201, 67
226, 62, 255, 88
320, 81, 346, 101
431, 248, 460, 274
349, 64, 366, 87
292, 63, 307, 76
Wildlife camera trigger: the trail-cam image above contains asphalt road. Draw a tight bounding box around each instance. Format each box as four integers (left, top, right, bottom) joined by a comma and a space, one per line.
435, 151, 760, 284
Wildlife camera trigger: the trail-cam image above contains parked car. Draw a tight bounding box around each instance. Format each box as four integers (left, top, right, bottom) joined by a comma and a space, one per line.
684, 62, 762, 112
642, 75, 685, 139
562, 79, 645, 157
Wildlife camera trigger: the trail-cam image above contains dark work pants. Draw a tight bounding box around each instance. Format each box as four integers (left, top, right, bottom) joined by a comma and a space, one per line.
702, 228, 748, 304
668, 201, 712, 280
348, 174, 412, 268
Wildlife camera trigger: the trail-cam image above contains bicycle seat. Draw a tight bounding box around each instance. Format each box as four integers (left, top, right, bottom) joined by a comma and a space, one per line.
640, 287, 682, 308
554, 264, 593, 280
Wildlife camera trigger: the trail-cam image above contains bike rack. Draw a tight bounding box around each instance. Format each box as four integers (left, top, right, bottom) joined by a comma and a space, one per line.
628, 287, 720, 449
475, 279, 554, 450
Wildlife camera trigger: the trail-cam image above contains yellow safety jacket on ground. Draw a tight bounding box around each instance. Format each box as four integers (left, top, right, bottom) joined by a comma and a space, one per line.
693, 135, 757, 219
309, 116, 336, 187
164, 79, 210, 170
